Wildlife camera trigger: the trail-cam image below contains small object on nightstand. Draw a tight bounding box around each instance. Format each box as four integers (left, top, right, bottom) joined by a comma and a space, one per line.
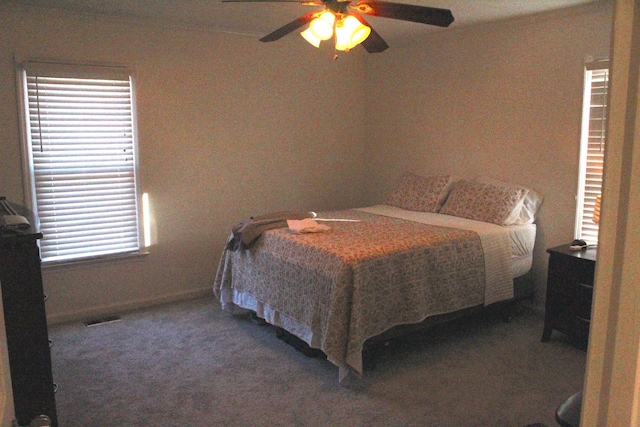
568, 239, 587, 251
541, 244, 596, 347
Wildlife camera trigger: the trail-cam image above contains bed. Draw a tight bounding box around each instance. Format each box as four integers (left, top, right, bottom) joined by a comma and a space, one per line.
213, 174, 541, 380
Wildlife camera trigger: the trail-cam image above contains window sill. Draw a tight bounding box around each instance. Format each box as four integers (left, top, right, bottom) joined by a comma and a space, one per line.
41, 250, 150, 270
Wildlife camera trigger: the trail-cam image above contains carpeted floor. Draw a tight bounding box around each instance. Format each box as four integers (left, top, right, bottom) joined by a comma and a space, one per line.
49, 296, 585, 427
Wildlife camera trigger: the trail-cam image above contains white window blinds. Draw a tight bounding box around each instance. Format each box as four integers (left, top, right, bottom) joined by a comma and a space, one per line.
20, 61, 141, 263
575, 61, 608, 245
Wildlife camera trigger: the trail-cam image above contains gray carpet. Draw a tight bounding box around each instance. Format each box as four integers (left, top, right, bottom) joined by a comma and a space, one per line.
49, 296, 585, 427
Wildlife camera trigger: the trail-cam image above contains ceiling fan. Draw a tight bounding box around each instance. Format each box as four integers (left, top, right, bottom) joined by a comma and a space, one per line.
222, 0, 454, 54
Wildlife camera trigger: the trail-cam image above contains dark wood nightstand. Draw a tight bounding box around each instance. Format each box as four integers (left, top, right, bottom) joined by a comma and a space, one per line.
541, 244, 597, 347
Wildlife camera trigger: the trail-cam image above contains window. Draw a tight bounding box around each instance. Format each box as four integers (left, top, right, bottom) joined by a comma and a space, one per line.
575, 60, 609, 245
17, 61, 142, 263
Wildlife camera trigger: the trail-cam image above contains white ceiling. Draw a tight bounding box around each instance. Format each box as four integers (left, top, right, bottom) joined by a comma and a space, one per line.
6, 0, 601, 42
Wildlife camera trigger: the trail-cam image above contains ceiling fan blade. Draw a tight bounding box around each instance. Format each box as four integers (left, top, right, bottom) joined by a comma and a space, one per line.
352, 14, 389, 53
361, 27, 389, 53
259, 11, 317, 42
352, 1, 454, 27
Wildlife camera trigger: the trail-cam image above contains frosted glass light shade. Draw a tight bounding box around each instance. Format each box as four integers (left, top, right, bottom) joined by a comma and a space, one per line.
310, 11, 335, 40
301, 28, 321, 47
335, 15, 371, 51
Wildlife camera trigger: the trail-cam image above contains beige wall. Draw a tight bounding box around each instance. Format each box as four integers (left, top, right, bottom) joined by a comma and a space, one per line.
0, 5, 368, 322
363, 1, 613, 300
0, 1, 614, 321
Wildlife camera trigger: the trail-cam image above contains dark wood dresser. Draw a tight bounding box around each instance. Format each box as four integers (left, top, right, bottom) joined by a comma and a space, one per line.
0, 198, 58, 426
541, 243, 597, 348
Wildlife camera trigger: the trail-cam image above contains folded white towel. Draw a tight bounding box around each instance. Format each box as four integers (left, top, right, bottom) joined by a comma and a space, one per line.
287, 218, 331, 234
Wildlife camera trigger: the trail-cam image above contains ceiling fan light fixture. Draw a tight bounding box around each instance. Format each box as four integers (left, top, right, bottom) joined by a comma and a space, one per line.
335, 15, 371, 51
309, 11, 335, 40
301, 28, 321, 47
232, 0, 453, 55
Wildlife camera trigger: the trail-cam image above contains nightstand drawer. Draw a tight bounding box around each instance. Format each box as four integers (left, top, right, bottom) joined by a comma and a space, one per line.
545, 292, 591, 342
570, 282, 593, 320
548, 256, 595, 289
568, 314, 590, 341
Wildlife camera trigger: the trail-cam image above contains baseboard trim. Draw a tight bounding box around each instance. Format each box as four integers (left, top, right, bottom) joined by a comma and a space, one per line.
47, 288, 213, 325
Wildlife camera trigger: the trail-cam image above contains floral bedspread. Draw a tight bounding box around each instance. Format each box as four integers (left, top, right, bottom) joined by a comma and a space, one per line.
214, 209, 486, 378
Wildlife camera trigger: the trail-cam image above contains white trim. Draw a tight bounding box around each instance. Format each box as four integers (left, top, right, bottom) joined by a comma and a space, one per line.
15, 60, 37, 211
575, 66, 608, 245
575, 65, 592, 239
